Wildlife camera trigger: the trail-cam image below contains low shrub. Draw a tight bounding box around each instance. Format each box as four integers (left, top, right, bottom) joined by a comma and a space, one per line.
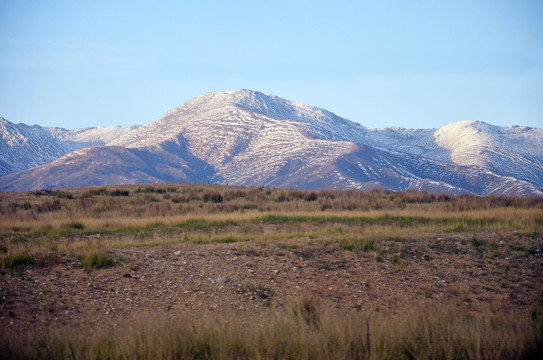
109, 190, 129, 197
202, 191, 223, 203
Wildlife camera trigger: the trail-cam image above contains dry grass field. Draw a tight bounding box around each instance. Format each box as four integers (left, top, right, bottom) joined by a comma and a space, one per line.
1, 184, 542, 359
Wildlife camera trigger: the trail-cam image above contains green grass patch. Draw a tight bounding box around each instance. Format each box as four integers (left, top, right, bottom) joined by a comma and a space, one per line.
77, 251, 116, 271
178, 218, 240, 231
277, 243, 299, 251
2, 212, 516, 245
254, 214, 505, 230
1, 254, 36, 270
510, 244, 537, 256
66, 222, 85, 230
340, 238, 375, 252
471, 236, 482, 247
392, 252, 405, 267
194, 235, 245, 244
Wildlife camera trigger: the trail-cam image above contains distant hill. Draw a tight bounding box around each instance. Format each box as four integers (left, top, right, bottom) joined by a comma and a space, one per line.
0, 117, 137, 176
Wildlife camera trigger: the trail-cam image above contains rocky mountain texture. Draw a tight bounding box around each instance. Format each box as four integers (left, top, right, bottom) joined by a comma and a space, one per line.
1, 90, 542, 195
0, 117, 137, 176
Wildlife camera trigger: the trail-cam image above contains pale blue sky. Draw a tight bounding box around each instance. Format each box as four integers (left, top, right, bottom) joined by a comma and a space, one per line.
1, 0, 542, 130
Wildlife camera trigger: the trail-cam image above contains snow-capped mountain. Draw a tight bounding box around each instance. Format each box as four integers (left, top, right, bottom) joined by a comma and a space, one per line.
1, 90, 542, 196
0, 117, 138, 176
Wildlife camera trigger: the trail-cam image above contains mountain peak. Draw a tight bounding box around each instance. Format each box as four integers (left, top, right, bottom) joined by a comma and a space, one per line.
181, 89, 351, 128
1, 90, 542, 196
108, 89, 368, 150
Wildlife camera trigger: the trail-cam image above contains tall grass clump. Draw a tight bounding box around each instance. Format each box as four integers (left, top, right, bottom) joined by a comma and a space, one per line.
77, 250, 115, 271
340, 237, 375, 252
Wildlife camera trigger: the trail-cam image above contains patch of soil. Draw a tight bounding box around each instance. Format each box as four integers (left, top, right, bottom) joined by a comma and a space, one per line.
1, 231, 542, 331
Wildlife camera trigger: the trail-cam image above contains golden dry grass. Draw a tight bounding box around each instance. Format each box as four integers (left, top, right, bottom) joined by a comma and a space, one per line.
1, 184, 542, 359
1, 300, 541, 360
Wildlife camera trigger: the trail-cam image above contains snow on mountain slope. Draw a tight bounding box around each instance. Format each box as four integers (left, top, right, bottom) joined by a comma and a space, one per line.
216, 120, 357, 186
366, 127, 449, 161
0, 141, 217, 191
1, 90, 542, 195
0, 117, 136, 176
230, 90, 370, 143
53, 125, 140, 143
108, 90, 360, 175
109, 90, 369, 148
434, 121, 543, 158
343, 120, 543, 189
330, 144, 543, 196
432, 120, 543, 187
434, 121, 543, 163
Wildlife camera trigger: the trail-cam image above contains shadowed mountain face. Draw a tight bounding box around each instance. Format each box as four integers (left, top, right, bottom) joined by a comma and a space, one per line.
1, 90, 542, 196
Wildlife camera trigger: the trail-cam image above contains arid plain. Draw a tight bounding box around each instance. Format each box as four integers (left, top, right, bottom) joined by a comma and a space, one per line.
1, 184, 542, 359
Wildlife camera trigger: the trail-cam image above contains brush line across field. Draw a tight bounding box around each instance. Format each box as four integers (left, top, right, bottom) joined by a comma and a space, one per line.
1, 184, 542, 258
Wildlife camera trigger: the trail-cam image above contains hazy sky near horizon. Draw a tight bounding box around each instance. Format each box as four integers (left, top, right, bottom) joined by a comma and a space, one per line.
1, 0, 542, 130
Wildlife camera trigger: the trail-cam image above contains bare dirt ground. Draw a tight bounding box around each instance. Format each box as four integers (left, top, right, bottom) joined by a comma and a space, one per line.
1, 230, 542, 332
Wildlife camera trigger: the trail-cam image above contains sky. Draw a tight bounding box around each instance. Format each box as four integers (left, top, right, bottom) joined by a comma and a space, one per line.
0, 0, 542, 130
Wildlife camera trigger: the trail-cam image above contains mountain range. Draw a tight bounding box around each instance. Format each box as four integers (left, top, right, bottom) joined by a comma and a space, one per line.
0, 117, 138, 177
1, 89, 542, 196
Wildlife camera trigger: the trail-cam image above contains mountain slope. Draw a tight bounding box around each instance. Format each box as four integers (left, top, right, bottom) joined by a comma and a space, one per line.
0, 141, 217, 191
432, 121, 543, 188
0, 117, 137, 176
1, 90, 542, 195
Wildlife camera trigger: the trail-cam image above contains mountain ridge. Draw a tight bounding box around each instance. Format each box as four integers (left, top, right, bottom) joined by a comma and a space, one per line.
1, 90, 542, 196
0, 117, 138, 176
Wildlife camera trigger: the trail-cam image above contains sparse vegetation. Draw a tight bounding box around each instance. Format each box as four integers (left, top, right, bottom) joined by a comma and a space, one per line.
1, 183, 542, 359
